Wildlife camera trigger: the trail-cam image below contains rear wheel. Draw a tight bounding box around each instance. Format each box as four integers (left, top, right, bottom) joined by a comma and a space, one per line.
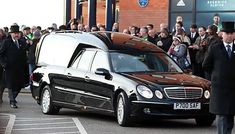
195, 115, 215, 126
116, 92, 132, 127
41, 85, 60, 114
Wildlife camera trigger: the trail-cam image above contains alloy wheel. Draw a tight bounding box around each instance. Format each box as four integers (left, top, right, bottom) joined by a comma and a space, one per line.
117, 96, 124, 124
42, 89, 50, 113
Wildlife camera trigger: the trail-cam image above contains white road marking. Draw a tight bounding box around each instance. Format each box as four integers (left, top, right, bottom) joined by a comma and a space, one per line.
1, 115, 85, 133
72, 118, 87, 134
2, 113, 15, 134
15, 118, 69, 122
13, 126, 77, 131
44, 132, 80, 134
14, 121, 74, 126
16, 117, 68, 120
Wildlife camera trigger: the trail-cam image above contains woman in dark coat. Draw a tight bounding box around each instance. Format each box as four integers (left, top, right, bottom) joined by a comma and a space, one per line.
156, 28, 172, 52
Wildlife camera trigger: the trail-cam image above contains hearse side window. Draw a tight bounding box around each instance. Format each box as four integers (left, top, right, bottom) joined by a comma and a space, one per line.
71, 50, 84, 69
91, 52, 110, 72
77, 50, 96, 71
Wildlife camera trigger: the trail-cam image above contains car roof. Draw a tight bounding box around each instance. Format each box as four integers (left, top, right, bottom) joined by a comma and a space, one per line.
91, 32, 163, 52
50, 31, 163, 53
49, 31, 108, 50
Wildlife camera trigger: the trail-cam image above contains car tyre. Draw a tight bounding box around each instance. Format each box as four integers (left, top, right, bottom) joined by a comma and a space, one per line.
195, 115, 215, 126
116, 92, 132, 127
41, 85, 60, 114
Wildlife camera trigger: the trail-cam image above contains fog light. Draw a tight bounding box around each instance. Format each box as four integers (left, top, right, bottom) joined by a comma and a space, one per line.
143, 108, 151, 114
204, 90, 210, 99
155, 90, 163, 99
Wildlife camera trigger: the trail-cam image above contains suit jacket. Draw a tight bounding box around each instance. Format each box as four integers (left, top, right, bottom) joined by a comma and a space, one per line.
202, 41, 235, 115
195, 34, 209, 64
188, 32, 199, 64
188, 32, 199, 44
0, 38, 28, 89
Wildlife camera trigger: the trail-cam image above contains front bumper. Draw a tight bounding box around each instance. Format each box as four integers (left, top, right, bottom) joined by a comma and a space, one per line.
131, 100, 212, 119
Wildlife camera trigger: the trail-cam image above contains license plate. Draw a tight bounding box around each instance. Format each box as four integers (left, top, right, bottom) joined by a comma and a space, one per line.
173, 102, 201, 110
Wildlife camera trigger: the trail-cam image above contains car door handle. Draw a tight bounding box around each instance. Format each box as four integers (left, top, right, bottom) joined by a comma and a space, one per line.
85, 76, 90, 82
67, 73, 72, 78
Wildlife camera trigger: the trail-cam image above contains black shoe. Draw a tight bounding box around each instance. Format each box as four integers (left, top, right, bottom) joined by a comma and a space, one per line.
10, 103, 18, 108
0, 99, 3, 104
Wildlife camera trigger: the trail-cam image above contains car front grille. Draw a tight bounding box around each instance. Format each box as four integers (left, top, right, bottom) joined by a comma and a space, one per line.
164, 87, 203, 99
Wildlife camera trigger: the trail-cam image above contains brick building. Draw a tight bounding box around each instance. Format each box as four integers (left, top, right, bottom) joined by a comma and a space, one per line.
69, 0, 169, 31
68, 0, 235, 32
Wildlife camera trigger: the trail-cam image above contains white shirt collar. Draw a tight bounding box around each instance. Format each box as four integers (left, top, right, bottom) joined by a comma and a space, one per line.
224, 42, 233, 50
191, 32, 195, 37
201, 35, 206, 39
12, 37, 19, 43
12, 38, 16, 42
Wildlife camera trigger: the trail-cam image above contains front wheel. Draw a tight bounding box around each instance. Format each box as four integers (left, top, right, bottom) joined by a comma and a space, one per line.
116, 92, 132, 127
41, 86, 60, 114
195, 115, 215, 126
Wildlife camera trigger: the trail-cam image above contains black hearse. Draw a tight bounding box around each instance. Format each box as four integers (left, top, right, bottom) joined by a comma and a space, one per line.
31, 31, 214, 126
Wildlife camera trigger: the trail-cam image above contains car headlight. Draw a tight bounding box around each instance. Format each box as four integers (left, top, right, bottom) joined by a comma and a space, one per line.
204, 90, 210, 99
137, 85, 153, 99
155, 90, 163, 99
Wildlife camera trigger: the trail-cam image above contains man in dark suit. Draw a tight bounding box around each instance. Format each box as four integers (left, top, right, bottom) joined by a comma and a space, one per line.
203, 21, 235, 134
0, 25, 28, 108
188, 24, 199, 71
188, 24, 199, 44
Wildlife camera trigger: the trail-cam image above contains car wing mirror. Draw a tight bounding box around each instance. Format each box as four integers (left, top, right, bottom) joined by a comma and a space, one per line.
95, 68, 112, 80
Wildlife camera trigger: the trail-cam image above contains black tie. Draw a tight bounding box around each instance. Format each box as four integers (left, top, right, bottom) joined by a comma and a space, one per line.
226, 45, 232, 58
14, 40, 19, 49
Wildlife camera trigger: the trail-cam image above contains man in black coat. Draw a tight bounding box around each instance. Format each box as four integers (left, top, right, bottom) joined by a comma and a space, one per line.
203, 21, 235, 134
0, 25, 28, 108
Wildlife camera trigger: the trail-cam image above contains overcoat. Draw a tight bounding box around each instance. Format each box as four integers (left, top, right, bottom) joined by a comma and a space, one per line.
0, 38, 28, 90
202, 41, 235, 115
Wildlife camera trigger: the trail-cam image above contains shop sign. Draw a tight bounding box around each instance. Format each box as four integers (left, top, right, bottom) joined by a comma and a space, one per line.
196, 0, 235, 11
170, 0, 193, 12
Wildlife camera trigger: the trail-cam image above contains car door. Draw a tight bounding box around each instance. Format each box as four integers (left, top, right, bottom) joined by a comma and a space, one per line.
84, 51, 115, 111
53, 50, 96, 106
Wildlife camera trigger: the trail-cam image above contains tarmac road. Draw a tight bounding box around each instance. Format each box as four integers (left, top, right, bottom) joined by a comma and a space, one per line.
0, 91, 232, 134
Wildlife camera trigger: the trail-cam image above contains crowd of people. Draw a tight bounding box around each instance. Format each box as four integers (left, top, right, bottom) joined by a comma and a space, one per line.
0, 13, 235, 134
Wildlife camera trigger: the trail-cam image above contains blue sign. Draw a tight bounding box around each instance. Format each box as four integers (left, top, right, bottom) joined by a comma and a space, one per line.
196, 0, 235, 11
138, 0, 149, 7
